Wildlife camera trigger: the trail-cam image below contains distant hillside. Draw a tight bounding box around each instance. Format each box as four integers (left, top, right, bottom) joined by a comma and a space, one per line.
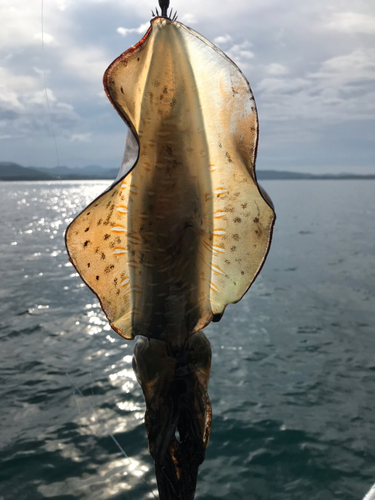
0, 162, 55, 180
36, 165, 118, 179
256, 170, 375, 180
257, 170, 315, 180
0, 162, 118, 180
36, 165, 76, 176
1, 162, 374, 181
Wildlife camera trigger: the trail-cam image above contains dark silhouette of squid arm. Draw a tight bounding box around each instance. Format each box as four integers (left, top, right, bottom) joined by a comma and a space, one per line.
65, 10, 275, 500
157, 0, 170, 17
133, 332, 212, 499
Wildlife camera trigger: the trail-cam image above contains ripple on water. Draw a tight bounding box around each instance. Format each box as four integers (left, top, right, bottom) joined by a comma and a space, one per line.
0, 180, 375, 500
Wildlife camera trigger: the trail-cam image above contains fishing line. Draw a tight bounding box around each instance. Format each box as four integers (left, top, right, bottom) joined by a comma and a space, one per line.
66, 371, 157, 499
72, 384, 83, 417
41, 0, 61, 170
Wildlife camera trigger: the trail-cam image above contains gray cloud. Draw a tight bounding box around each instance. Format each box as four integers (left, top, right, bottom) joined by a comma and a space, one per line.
1, 0, 374, 173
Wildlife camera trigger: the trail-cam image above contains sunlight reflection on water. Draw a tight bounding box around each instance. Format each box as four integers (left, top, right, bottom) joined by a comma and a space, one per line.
0, 180, 374, 500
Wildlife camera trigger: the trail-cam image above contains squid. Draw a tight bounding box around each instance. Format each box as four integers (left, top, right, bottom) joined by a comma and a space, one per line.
65, 1, 275, 498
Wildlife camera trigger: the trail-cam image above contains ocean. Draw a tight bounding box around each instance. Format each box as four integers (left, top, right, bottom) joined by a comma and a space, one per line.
0, 179, 374, 500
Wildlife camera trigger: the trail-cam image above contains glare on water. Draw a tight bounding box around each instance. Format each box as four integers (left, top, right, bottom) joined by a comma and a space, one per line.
0, 180, 374, 500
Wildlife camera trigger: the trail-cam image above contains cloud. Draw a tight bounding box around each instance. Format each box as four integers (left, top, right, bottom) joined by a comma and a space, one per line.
70, 133, 91, 142
61, 45, 110, 86
0, 67, 78, 138
0, 90, 23, 111
55, 0, 72, 11
117, 23, 149, 37
29, 88, 57, 105
264, 63, 288, 76
34, 33, 55, 45
326, 12, 375, 34
180, 13, 197, 24
0, 67, 37, 111
1, 4, 39, 48
256, 48, 375, 123
312, 49, 375, 83
257, 77, 309, 93
1, 0, 375, 171
223, 41, 254, 72
213, 34, 233, 46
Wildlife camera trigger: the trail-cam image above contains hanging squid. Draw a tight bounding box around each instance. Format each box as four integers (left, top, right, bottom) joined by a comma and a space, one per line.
65, 1, 275, 498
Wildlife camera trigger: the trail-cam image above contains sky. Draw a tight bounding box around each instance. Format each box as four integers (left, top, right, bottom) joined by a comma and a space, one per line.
1, 0, 374, 173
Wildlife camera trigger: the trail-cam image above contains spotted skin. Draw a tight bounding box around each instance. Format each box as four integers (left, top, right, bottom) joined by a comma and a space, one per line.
65, 18, 275, 346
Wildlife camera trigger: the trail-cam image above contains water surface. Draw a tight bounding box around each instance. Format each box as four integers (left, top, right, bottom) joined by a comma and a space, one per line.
0, 180, 374, 500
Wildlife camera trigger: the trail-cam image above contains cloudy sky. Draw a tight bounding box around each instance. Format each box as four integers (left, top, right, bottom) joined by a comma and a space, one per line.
1, 0, 374, 173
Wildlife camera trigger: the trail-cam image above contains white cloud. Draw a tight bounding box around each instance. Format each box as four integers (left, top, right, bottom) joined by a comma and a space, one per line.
327, 12, 375, 34
33, 67, 47, 77
71, 133, 91, 142
213, 34, 233, 46
181, 13, 197, 24
55, 0, 72, 11
0, 67, 37, 111
222, 41, 254, 72
0, 67, 78, 137
0, 90, 23, 111
29, 88, 57, 105
117, 22, 149, 37
56, 102, 74, 111
311, 49, 375, 84
256, 48, 375, 123
34, 32, 55, 45
265, 63, 288, 76
0, 4, 40, 48
1, 0, 375, 170
61, 45, 110, 85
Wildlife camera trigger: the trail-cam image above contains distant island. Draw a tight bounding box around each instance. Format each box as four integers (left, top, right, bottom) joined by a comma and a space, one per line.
0, 161, 374, 181
0, 162, 118, 181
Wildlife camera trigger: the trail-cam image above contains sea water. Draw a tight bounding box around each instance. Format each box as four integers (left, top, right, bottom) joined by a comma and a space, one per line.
0, 180, 374, 500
